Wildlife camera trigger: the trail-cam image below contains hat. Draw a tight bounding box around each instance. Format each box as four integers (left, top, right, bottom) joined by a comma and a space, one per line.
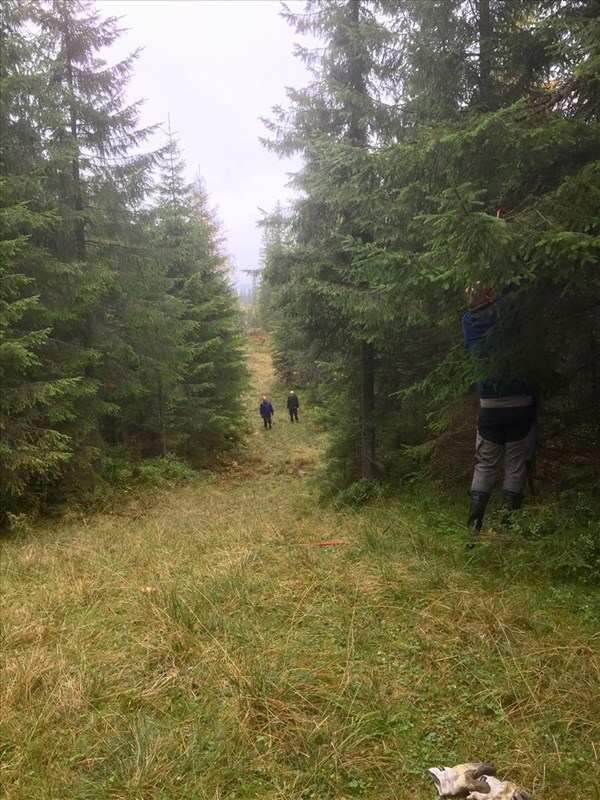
466, 282, 494, 312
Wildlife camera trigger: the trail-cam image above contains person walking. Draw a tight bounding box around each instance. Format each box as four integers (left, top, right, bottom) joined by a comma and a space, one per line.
259, 396, 274, 429
462, 282, 536, 532
287, 390, 300, 422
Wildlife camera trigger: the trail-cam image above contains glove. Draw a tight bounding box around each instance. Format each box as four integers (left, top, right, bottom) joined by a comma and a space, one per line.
467, 775, 533, 800
428, 763, 497, 796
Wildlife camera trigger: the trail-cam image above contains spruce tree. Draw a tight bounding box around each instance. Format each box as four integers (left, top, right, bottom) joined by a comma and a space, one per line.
368, 0, 600, 483
1, 0, 168, 512
262, 0, 599, 489
36, 0, 161, 435
262, 0, 397, 482
0, 0, 96, 515
152, 134, 248, 464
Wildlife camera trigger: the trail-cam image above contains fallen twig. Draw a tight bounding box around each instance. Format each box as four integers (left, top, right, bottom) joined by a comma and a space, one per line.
298, 540, 351, 547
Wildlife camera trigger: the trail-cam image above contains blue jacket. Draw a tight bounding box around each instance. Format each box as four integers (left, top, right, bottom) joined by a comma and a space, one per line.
259, 401, 274, 416
462, 291, 530, 399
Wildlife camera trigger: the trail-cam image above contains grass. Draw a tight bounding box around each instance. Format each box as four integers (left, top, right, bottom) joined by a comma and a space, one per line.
1, 332, 598, 799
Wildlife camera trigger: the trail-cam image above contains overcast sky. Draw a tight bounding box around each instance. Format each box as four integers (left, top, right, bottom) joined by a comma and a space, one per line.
95, 0, 311, 288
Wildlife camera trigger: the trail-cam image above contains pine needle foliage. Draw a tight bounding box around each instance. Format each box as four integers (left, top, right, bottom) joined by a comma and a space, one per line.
1, 0, 249, 521
152, 139, 249, 464
260, 0, 599, 493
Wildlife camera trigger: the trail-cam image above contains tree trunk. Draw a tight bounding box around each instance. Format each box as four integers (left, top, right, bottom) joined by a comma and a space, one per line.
477, 0, 493, 110
157, 372, 167, 457
62, 4, 86, 260
62, 2, 94, 373
346, 0, 377, 479
591, 308, 599, 439
360, 341, 376, 479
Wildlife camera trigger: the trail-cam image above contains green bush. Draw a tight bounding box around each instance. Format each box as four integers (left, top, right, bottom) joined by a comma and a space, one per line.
333, 478, 385, 509
481, 495, 600, 584
112, 455, 199, 489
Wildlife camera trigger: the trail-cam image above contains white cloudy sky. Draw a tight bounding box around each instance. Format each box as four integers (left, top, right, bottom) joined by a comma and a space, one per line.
95, 0, 311, 287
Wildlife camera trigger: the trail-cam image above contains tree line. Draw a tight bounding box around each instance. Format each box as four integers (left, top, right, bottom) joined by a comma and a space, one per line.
1, 0, 248, 521
258, 0, 599, 494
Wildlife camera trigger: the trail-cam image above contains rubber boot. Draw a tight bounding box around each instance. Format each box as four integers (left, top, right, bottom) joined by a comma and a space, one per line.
467, 491, 490, 532
502, 490, 523, 511
498, 490, 523, 531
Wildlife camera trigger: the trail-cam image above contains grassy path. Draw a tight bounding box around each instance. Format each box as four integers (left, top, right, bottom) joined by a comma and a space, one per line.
1, 335, 598, 799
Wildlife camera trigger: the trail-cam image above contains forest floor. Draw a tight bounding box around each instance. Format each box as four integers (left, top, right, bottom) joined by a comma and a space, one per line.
1, 333, 598, 800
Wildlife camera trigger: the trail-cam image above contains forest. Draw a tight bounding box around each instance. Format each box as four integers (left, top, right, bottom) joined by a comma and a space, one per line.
1, 0, 249, 523
258, 0, 599, 499
1, 2, 599, 798
2, 0, 598, 527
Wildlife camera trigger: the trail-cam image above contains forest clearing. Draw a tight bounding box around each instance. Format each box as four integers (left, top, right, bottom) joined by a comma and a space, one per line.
1, 334, 598, 800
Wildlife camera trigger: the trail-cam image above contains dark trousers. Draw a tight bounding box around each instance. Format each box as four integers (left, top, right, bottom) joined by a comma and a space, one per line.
288, 409, 298, 422
262, 414, 272, 429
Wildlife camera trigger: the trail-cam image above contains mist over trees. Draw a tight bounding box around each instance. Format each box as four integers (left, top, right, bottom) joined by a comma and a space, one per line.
0, 0, 248, 520
259, 0, 599, 491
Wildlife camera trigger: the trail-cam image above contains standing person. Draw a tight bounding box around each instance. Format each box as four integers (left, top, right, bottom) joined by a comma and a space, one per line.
259, 396, 274, 429
462, 283, 536, 532
287, 390, 300, 422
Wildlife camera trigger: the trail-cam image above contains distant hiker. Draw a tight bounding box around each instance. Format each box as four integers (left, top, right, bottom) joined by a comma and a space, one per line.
287, 390, 300, 422
462, 282, 536, 533
259, 396, 274, 429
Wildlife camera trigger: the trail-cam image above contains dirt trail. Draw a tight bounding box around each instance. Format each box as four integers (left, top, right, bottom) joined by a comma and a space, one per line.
133, 331, 343, 558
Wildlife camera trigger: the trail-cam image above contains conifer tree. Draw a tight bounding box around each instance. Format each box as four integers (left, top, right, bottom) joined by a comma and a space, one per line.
262, 0, 599, 489
2, 0, 172, 512
374, 0, 599, 480
262, 0, 397, 482
36, 0, 161, 425
152, 134, 248, 463
257, 205, 302, 383
0, 0, 97, 515
2, 0, 250, 517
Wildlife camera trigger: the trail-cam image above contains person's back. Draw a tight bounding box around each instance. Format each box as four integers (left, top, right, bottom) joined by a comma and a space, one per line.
462, 284, 536, 532
462, 286, 530, 399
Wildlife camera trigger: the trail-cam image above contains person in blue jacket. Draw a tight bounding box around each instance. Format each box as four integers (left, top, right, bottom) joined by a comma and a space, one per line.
462, 282, 536, 532
259, 396, 274, 429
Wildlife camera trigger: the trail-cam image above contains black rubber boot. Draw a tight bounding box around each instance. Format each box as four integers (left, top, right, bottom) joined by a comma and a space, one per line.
467, 491, 490, 532
502, 490, 523, 511
498, 490, 523, 531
